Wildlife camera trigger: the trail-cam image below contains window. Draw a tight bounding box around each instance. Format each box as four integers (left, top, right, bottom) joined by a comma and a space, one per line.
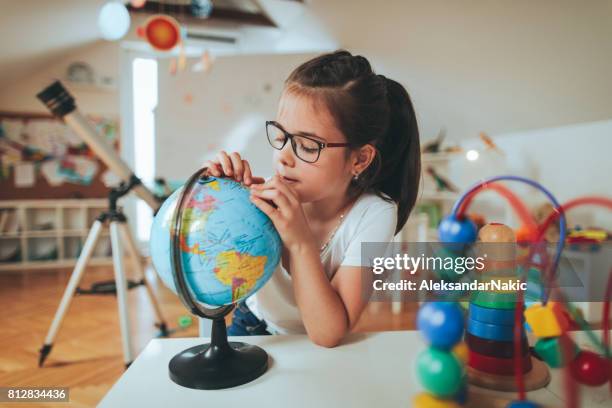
132, 58, 158, 242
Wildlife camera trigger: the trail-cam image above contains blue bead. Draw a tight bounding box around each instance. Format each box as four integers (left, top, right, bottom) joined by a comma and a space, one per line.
506, 401, 541, 408
469, 303, 519, 326
438, 215, 477, 251
467, 317, 525, 342
417, 302, 465, 349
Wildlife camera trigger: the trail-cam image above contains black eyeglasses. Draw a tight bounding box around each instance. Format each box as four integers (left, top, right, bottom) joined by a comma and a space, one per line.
265, 121, 350, 163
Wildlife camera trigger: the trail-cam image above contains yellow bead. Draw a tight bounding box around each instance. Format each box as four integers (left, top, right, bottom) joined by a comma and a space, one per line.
524, 303, 569, 338
413, 393, 462, 408
452, 342, 469, 364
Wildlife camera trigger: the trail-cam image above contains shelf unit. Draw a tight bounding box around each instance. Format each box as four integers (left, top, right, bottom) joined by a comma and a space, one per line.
0, 199, 113, 272
415, 152, 463, 240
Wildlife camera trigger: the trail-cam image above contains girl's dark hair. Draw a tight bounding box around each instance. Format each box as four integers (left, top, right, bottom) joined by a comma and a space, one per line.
286, 50, 421, 234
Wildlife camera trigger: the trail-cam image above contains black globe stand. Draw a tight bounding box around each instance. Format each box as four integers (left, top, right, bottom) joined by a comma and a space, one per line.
169, 317, 268, 390
167, 168, 269, 390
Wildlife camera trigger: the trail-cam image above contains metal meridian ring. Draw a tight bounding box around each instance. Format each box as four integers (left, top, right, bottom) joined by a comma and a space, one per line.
170, 167, 234, 320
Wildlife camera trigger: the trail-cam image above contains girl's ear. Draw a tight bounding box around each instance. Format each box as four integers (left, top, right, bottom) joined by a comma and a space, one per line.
352, 144, 376, 175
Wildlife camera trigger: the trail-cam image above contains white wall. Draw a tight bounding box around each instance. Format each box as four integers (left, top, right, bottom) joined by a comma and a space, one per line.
309, 0, 612, 142
448, 119, 612, 229
155, 52, 318, 182
0, 41, 120, 116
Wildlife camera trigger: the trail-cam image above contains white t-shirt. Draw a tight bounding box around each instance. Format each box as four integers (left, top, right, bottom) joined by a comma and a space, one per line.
246, 191, 398, 334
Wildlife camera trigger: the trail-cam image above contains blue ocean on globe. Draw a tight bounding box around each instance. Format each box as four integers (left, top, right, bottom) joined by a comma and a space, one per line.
150, 176, 282, 306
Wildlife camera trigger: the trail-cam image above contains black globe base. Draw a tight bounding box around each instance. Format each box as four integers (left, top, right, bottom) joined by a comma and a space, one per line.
168, 318, 268, 390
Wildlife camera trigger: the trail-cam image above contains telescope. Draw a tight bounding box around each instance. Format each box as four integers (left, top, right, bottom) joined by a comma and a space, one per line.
37, 80, 160, 210
36, 80, 168, 368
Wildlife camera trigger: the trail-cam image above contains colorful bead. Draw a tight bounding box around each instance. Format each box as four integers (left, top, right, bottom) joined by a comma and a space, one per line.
469, 303, 519, 326
471, 291, 519, 310
438, 215, 478, 248
417, 302, 465, 350
452, 342, 469, 364
467, 318, 525, 342
569, 351, 609, 386
468, 349, 532, 375
413, 392, 462, 408
524, 303, 569, 338
534, 337, 579, 368
466, 333, 528, 359
438, 215, 478, 243
506, 401, 541, 407
416, 347, 464, 398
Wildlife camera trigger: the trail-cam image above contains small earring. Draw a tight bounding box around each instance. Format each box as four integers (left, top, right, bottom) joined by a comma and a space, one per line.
353, 173, 359, 181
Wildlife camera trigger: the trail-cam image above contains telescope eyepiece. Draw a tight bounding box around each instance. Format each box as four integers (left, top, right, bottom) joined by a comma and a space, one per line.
37, 81, 76, 118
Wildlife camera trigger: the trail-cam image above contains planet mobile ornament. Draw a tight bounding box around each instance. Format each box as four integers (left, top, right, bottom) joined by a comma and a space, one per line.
137, 14, 182, 51
98, 1, 131, 41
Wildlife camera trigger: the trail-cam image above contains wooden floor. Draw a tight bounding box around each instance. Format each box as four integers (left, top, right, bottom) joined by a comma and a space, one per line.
0, 263, 416, 407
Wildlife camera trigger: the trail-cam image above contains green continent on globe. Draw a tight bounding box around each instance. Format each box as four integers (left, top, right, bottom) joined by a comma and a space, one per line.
214, 250, 268, 302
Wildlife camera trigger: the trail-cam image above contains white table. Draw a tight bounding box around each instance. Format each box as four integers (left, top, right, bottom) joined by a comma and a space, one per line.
100, 331, 610, 408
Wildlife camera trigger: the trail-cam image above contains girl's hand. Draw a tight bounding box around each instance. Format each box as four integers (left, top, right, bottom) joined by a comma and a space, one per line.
203, 151, 265, 186
250, 175, 316, 254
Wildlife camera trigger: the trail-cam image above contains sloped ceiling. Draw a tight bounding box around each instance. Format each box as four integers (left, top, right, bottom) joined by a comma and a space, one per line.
0, 0, 304, 91
0, 0, 109, 92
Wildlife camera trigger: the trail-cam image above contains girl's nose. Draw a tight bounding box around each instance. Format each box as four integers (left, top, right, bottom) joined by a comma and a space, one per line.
277, 139, 296, 167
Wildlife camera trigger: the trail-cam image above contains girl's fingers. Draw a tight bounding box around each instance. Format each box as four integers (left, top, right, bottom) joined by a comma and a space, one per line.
242, 160, 253, 185
252, 176, 298, 206
204, 161, 222, 176
229, 152, 244, 182
242, 161, 265, 185
250, 188, 291, 216
206, 152, 261, 184
217, 151, 233, 176
250, 195, 278, 220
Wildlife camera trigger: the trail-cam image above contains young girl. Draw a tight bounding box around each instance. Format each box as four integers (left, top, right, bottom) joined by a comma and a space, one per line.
204, 50, 421, 347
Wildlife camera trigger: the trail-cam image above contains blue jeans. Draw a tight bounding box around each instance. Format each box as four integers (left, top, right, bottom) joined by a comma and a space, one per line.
227, 301, 271, 336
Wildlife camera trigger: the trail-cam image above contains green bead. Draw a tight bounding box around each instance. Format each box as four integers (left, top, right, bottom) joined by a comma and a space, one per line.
416, 347, 463, 398
178, 315, 193, 328
471, 291, 519, 310
534, 337, 579, 368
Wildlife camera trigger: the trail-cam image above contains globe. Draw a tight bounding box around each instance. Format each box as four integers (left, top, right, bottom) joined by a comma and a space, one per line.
150, 175, 282, 307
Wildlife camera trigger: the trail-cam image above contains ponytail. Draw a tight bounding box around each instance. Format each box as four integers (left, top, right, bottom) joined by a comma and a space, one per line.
374, 76, 421, 234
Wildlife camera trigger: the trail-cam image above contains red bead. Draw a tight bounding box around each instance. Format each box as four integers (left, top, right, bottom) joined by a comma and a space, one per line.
569, 351, 609, 386
468, 349, 532, 375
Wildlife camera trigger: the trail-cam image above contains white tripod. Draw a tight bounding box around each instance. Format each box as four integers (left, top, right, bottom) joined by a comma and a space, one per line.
39, 184, 168, 368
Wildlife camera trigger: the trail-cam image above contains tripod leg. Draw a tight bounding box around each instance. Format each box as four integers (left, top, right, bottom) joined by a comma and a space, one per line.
109, 221, 135, 367
39, 220, 104, 367
118, 223, 169, 336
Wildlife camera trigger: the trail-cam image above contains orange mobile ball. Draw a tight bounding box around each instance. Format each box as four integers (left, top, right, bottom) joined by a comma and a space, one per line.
143, 15, 181, 51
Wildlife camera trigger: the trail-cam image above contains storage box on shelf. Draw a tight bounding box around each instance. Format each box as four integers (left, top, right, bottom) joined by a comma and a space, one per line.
0, 199, 113, 271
